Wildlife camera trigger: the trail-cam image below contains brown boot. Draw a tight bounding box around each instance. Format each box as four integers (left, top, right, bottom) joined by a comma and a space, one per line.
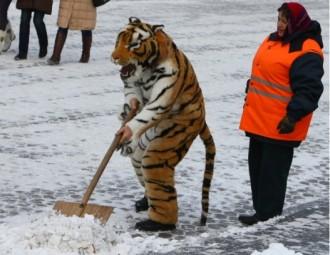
47, 29, 67, 65
79, 32, 92, 63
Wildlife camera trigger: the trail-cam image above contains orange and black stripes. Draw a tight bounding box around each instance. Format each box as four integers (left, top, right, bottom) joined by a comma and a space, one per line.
199, 123, 216, 225
112, 18, 216, 225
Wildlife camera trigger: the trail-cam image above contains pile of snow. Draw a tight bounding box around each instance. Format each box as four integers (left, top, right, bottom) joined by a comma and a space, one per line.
251, 243, 303, 255
0, 211, 178, 255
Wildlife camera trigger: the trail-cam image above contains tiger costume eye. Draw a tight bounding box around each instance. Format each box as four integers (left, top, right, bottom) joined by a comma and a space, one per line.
128, 42, 139, 49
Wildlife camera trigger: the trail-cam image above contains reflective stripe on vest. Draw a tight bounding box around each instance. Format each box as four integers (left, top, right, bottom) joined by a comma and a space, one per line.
240, 38, 323, 141
248, 86, 291, 103
250, 75, 292, 93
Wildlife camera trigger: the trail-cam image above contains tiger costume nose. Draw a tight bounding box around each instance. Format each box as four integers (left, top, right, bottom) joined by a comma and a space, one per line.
111, 51, 129, 66
111, 52, 119, 63
111, 50, 127, 64
111, 51, 119, 62
111, 56, 118, 64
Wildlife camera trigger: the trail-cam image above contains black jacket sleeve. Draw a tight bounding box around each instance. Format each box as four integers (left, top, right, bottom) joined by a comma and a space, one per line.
287, 52, 324, 122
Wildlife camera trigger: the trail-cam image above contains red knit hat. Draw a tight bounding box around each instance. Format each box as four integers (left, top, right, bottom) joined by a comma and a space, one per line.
283, 2, 312, 34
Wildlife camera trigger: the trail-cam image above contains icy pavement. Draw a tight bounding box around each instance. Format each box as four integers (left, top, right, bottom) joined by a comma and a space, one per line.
0, 0, 328, 254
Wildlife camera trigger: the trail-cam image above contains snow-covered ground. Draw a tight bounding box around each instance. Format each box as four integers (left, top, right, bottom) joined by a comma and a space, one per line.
0, 0, 328, 254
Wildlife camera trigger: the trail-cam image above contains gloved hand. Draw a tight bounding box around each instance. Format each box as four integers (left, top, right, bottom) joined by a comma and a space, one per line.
277, 116, 296, 134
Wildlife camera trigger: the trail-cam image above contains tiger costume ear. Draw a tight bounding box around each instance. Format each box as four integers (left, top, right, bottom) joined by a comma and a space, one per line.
154, 26, 171, 63
129, 17, 141, 24
151, 24, 164, 33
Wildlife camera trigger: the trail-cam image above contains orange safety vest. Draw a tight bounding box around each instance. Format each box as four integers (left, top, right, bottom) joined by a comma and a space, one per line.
240, 37, 323, 141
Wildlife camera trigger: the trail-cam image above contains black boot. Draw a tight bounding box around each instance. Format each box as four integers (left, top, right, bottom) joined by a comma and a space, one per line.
16, 10, 31, 61
135, 219, 176, 231
79, 31, 92, 63
14, 53, 27, 60
238, 214, 271, 226
39, 47, 47, 58
33, 11, 48, 58
135, 196, 148, 212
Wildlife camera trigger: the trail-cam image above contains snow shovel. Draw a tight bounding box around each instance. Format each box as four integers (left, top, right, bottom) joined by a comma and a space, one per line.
53, 108, 137, 224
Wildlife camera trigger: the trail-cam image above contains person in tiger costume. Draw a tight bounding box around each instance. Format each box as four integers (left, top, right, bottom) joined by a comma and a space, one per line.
112, 17, 216, 231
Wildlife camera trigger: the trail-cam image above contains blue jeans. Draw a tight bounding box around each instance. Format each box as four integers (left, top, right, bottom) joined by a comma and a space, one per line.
18, 10, 48, 56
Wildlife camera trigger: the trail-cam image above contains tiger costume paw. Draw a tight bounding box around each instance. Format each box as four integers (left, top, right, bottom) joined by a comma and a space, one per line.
118, 103, 131, 121
135, 219, 176, 231
119, 138, 138, 157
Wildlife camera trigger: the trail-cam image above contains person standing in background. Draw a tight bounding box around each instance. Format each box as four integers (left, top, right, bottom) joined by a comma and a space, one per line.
15, 0, 53, 60
239, 2, 324, 225
47, 0, 96, 65
0, 0, 15, 54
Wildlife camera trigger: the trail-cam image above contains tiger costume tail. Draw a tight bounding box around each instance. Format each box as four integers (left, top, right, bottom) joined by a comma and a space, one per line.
199, 122, 216, 225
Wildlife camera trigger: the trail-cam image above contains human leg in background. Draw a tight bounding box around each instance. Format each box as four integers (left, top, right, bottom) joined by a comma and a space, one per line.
0, 0, 11, 30
47, 27, 68, 65
15, 9, 32, 60
80, 30, 92, 63
33, 11, 47, 58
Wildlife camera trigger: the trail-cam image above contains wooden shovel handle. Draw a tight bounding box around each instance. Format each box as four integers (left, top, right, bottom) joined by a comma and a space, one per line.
80, 108, 138, 209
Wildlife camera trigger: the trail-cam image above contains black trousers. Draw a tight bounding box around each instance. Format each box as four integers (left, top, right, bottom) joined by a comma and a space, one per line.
248, 137, 294, 220
18, 10, 47, 56
0, 0, 12, 30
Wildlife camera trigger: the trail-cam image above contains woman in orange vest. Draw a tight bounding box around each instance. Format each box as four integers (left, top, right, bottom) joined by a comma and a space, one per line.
239, 2, 324, 225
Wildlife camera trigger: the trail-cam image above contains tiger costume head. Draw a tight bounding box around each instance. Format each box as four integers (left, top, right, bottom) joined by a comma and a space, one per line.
111, 17, 171, 80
